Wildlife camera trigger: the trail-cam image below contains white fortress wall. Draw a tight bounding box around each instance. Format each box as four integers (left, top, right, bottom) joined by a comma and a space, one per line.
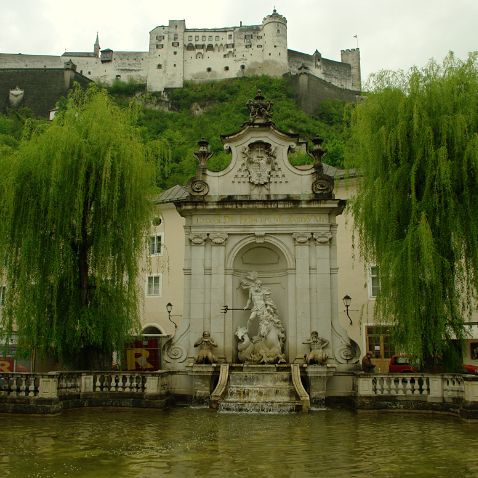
0, 53, 63, 69
61, 51, 148, 85
1, 10, 360, 93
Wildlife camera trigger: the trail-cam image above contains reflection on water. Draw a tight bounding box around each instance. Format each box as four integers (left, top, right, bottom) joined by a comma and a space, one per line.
1, 407, 478, 477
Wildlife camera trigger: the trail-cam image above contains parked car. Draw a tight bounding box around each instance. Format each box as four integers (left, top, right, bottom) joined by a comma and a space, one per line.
388, 355, 418, 373
463, 364, 478, 375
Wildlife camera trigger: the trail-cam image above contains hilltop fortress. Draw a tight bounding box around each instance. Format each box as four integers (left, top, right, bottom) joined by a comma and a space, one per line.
0, 9, 360, 94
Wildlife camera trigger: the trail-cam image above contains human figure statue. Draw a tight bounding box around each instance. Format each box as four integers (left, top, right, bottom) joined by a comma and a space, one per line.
303, 331, 328, 365
361, 352, 375, 373
243, 277, 271, 328
237, 271, 286, 364
194, 331, 217, 364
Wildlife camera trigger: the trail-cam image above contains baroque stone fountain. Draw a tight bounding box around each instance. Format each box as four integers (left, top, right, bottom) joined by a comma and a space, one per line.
212, 271, 310, 413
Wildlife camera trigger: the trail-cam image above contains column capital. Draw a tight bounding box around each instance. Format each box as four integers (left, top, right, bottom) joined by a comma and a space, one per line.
313, 232, 332, 244
189, 233, 208, 245
292, 232, 311, 244
209, 232, 228, 245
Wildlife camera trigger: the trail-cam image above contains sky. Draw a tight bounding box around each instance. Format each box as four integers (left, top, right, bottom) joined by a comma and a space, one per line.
1, 0, 477, 84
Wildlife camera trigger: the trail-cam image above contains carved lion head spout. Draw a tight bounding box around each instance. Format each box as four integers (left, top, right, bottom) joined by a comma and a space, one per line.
9, 86, 24, 107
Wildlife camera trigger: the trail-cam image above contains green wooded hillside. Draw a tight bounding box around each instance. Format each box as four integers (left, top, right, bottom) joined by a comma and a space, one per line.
0, 76, 351, 191
110, 76, 350, 189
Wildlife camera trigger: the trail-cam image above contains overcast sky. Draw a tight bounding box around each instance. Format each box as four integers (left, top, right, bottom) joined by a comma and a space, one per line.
1, 0, 476, 84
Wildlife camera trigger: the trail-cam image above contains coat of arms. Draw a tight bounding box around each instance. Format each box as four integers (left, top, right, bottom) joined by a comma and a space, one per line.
242, 141, 276, 186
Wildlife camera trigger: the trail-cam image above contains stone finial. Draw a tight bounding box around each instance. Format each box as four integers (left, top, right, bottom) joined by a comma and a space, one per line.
246, 90, 273, 125
193, 138, 213, 169
310, 137, 334, 198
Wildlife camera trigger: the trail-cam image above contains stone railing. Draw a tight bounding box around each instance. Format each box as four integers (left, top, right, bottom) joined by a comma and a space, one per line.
0, 371, 170, 412
356, 372, 469, 410
0, 373, 42, 398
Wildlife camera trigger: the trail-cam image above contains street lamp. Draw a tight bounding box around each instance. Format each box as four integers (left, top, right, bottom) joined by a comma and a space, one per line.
166, 302, 177, 329
343, 294, 352, 325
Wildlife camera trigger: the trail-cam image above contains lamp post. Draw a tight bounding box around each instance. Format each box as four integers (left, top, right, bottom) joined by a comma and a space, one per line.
166, 302, 177, 329
343, 295, 352, 325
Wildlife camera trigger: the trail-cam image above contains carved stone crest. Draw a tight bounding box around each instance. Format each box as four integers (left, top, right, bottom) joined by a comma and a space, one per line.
9, 86, 24, 107
242, 141, 276, 186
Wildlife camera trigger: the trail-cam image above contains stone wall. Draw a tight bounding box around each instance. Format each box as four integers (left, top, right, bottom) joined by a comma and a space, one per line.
0, 67, 91, 117
286, 71, 361, 116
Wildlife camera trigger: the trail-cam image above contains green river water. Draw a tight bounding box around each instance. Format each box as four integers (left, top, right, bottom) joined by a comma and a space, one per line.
1, 407, 477, 477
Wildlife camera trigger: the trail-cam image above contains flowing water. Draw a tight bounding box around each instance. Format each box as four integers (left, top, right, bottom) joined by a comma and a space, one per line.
1, 407, 478, 477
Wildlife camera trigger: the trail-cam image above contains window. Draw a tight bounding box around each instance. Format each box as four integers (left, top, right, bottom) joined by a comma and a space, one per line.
202, 35, 206, 41
157, 64, 162, 69
206, 67, 212, 72
173, 34, 178, 41
224, 66, 229, 71
146, 275, 161, 296
188, 35, 192, 41
149, 235, 163, 256
228, 34, 233, 39
369, 265, 380, 298
156, 35, 164, 41
208, 36, 213, 41
0, 286, 5, 306
240, 64, 245, 70
157, 44, 164, 49
245, 44, 252, 49
215, 35, 219, 41
366, 326, 393, 359
257, 45, 262, 48
172, 42, 179, 47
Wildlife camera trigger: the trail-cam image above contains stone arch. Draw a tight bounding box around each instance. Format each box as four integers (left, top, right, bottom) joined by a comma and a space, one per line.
225, 235, 294, 270
229, 239, 291, 360
142, 324, 165, 334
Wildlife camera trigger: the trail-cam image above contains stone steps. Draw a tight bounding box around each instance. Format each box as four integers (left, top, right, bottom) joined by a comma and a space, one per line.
217, 366, 304, 413
219, 400, 302, 413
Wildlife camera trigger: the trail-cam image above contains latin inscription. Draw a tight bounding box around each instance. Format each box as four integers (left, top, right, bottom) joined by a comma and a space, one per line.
192, 214, 328, 225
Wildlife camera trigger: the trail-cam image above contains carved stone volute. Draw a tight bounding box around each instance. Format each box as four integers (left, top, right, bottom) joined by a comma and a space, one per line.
189, 138, 212, 196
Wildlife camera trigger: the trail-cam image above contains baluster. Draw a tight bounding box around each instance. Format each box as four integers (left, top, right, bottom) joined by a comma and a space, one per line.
18, 376, 26, 396
27, 375, 35, 397
372, 377, 377, 394
403, 377, 412, 395
397, 377, 405, 395
94, 374, 101, 391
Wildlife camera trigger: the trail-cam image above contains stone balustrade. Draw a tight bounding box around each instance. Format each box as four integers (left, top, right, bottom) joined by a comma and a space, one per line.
0, 371, 171, 413
356, 373, 475, 417
2, 370, 478, 419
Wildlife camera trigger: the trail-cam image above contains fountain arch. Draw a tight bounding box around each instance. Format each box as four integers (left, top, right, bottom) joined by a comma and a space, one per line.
230, 240, 290, 361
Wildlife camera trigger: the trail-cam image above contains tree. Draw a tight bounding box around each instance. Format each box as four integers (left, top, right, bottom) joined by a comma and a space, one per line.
348, 53, 478, 369
0, 86, 154, 369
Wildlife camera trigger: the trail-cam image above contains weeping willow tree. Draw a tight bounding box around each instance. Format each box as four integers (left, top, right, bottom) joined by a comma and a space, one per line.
349, 53, 478, 369
0, 85, 154, 369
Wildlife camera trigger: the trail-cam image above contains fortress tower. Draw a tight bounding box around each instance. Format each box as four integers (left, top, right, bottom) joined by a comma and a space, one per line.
340, 48, 361, 91
261, 9, 288, 76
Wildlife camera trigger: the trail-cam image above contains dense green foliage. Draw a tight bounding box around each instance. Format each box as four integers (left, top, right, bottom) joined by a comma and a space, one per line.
348, 54, 478, 369
0, 86, 154, 368
109, 76, 350, 189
